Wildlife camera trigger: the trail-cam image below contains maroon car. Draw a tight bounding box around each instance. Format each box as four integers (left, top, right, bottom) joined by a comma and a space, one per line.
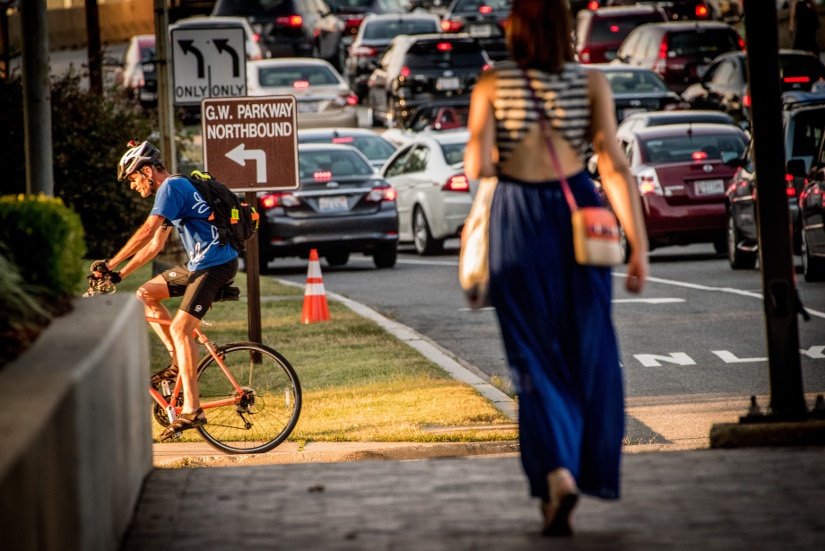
610, 122, 749, 252
574, 5, 667, 64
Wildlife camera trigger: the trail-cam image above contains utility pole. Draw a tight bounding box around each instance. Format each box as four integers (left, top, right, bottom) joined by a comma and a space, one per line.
21, 0, 53, 196
85, 0, 102, 94
154, 0, 176, 173
741, 0, 808, 421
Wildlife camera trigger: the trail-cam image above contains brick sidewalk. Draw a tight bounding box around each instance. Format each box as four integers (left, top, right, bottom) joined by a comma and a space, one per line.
122, 447, 825, 550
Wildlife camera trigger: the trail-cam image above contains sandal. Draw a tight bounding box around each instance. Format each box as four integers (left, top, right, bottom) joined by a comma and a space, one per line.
542, 468, 579, 537
159, 408, 207, 441
151, 364, 179, 387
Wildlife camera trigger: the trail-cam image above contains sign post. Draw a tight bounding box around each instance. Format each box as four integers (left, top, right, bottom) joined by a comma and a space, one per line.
201, 96, 299, 344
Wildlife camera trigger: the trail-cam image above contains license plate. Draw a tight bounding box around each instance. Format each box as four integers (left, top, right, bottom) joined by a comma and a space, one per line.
469, 24, 492, 37
436, 77, 460, 91
319, 196, 348, 212
619, 107, 646, 119
694, 179, 725, 195
298, 101, 319, 113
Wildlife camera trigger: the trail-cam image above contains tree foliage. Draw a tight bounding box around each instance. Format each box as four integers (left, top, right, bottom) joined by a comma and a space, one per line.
0, 69, 156, 257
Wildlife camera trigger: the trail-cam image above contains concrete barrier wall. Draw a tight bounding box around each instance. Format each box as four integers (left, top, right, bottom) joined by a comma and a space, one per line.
0, 294, 153, 551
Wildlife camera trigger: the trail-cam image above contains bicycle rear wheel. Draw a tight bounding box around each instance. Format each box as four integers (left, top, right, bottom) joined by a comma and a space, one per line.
195, 342, 302, 454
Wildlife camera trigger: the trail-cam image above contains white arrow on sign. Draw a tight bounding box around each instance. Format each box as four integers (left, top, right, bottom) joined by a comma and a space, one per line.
226, 143, 266, 183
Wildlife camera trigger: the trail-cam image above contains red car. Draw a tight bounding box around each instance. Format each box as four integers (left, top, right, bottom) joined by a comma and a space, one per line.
574, 5, 667, 64
604, 123, 749, 253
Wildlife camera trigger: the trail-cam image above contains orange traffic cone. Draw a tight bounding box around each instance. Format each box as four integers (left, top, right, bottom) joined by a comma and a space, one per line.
302, 249, 330, 324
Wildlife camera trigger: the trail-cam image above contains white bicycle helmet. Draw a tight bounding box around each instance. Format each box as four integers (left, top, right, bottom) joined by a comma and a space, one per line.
118, 140, 162, 181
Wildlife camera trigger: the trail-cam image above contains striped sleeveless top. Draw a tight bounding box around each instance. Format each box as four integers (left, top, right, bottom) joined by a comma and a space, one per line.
493, 61, 591, 164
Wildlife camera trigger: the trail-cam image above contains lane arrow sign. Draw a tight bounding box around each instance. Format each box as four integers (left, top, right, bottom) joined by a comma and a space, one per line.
226, 143, 267, 183
178, 40, 205, 79
214, 39, 240, 78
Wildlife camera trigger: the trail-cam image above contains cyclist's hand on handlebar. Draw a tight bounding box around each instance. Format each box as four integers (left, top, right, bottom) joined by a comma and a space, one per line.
90, 259, 110, 275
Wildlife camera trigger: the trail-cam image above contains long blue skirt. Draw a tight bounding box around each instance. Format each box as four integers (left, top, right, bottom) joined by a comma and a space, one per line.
488, 171, 624, 501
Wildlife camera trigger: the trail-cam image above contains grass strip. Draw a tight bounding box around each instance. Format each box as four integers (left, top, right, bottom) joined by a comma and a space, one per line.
84, 261, 518, 444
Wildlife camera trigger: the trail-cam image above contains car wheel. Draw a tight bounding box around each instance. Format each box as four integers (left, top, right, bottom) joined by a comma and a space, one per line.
325, 251, 349, 267
727, 213, 757, 270
373, 244, 397, 268
618, 224, 630, 264
413, 207, 443, 255
802, 232, 825, 282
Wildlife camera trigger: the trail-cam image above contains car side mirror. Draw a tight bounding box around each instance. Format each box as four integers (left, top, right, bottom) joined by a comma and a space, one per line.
787, 158, 807, 178
721, 151, 742, 167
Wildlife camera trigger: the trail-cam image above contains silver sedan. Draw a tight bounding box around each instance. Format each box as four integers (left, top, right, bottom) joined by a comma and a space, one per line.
381, 130, 475, 255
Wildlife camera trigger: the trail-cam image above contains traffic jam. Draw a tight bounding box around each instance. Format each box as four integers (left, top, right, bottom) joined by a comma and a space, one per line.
111, 0, 825, 284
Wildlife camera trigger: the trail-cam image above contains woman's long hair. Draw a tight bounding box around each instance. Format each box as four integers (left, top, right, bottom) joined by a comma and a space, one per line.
507, 0, 574, 72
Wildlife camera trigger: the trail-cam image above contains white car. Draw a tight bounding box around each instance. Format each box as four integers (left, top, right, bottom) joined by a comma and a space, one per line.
381, 130, 475, 255
246, 58, 359, 129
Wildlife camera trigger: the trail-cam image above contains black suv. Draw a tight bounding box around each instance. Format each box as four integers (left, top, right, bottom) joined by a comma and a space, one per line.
439, 0, 510, 61
211, 0, 338, 58
724, 91, 825, 269
365, 34, 490, 128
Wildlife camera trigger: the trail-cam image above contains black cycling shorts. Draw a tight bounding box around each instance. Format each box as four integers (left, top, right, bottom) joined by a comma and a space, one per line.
160, 258, 238, 320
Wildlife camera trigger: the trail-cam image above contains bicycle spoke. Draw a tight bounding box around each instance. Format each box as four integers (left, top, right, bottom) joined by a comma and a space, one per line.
195, 343, 301, 454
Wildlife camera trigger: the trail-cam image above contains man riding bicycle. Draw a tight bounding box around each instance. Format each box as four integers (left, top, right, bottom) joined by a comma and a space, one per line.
92, 141, 238, 440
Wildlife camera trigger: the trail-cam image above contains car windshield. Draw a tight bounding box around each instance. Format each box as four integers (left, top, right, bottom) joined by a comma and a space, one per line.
779, 55, 825, 84
404, 41, 485, 68
299, 149, 375, 180
453, 0, 510, 13
642, 133, 747, 163
140, 47, 156, 62
257, 65, 339, 87
588, 14, 663, 43
362, 19, 439, 39
213, 0, 292, 16
604, 70, 670, 94
667, 30, 740, 58
302, 135, 397, 162
790, 108, 825, 163
440, 142, 466, 165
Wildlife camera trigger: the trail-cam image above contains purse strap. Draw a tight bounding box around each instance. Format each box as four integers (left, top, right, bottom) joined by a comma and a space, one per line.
520, 67, 579, 213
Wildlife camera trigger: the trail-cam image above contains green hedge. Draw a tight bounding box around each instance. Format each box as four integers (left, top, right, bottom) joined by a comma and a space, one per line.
0, 194, 87, 302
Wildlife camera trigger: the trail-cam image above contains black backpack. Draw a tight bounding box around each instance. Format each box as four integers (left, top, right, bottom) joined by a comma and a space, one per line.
184, 170, 259, 253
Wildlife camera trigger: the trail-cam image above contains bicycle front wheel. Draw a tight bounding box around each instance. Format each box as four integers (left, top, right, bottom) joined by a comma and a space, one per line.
196, 342, 302, 454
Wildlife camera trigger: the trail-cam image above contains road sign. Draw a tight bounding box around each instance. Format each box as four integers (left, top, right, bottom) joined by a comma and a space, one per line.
171, 25, 246, 107
202, 96, 299, 192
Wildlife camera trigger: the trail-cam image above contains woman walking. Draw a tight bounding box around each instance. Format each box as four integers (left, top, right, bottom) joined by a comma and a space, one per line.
464, 0, 649, 536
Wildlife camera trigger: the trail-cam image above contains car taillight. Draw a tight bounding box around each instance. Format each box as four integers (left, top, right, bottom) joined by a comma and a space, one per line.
314, 171, 333, 182
345, 17, 364, 34
400, 66, 411, 77
276, 15, 303, 27
743, 94, 751, 107
252, 33, 260, 43
261, 193, 301, 209
334, 94, 359, 107
738, 36, 745, 50
437, 42, 453, 51
479, 5, 493, 13
332, 137, 354, 144
654, 36, 668, 74
784, 75, 811, 84
365, 187, 397, 202
351, 45, 378, 57
636, 168, 663, 195
580, 47, 591, 64
695, 1, 709, 18
692, 151, 709, 161
785, 174, 798, 197
443, 174, 470, 192
293, 80, 310, 89
441, 19, 463, 32
587, 0, 599, 10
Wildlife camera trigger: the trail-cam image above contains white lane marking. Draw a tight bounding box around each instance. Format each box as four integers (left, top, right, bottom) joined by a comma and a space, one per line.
612, 272, 825, 320
613, 298, 685, 304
